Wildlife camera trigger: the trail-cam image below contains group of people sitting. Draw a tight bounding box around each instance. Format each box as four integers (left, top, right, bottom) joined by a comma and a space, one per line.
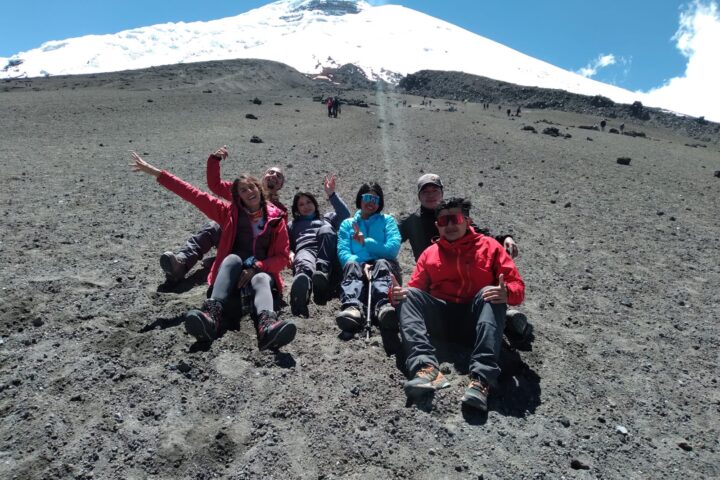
130, 146, 525, 412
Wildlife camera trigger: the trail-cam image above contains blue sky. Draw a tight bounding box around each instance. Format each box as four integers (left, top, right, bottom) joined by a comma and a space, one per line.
0, 0, 709, 92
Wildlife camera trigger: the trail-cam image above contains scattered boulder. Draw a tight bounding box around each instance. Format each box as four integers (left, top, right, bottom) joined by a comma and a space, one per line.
617, 157, 631, 166
590, 95, 615, 108
609, 128, 620, 134
252, 97, 262, 105
245, 114, 258, 120
586, 137, 593, 141
250, 136, 263, 144
629, 101, 650, 120
542, 127, 561, 137
714, 170, 720, 178
521, 125, 537, 133
202, 90, 212, 94
274, 102, 283, 106
570, 459, 590, 470
578, 125, 599, 131
678, 441, 693, 451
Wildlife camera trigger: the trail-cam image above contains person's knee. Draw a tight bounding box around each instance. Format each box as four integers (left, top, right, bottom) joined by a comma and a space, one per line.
222, 254, 244, 268
251, 272, 272, 288
342, 261, 362, 277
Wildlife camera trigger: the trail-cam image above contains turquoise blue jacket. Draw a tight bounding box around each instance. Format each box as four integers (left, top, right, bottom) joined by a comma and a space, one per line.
337, 210, 401, 266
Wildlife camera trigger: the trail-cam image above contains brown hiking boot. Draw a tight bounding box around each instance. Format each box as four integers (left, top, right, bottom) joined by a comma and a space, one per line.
461, 376, 490, 411
335, 306, 363, 333
256, 311, 296, 351
403, 365, 450, 399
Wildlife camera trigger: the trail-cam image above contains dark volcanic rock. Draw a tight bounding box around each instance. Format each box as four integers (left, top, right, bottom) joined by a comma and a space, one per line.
522, 125, 537, 133
252, 97, 262, 105
245, 114, 258, 120
542, 127, 561, 137
617, 157, 632, 165
250, 135, 263, 143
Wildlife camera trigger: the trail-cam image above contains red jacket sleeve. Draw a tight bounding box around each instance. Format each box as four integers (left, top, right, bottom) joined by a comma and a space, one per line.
256, 219, 290, 274
206, 155, 234, 201
157, 171, 229, 224
407, 249, 432, 292
492, 245, 525, 305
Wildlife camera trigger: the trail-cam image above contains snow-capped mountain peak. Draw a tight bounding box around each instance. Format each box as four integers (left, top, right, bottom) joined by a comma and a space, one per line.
2, 0, 643, 107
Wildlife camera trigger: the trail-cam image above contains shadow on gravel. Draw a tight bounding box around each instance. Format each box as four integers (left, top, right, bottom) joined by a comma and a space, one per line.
139, 314, 185, 332
271, 351, 296, 369
156, 265, 210, 294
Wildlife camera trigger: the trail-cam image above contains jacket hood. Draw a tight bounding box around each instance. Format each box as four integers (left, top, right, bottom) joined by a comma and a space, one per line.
435, 226, 482, 250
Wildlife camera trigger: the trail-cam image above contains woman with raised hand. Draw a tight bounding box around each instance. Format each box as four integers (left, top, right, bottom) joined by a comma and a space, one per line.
335, 182, 401, 335
130, 149, 295, 351
287, 174, 350, 317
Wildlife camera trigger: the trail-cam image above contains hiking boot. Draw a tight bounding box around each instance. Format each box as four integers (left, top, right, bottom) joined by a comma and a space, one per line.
335, 306, 363, 333
404, 365, 450, 399
461, 376, 490, 412
312, 270, 330, 305
160, 251, 187, 283
184, 298, 223, 342
256, 311, 296, 351
506, 310, 529, 338
377, 303, 398, 330
290, 273, 311, 317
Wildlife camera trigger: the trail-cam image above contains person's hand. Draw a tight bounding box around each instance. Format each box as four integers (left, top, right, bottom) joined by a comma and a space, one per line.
482, 274, 508, 304
390, 275, 406, 305
504, 237, 519, 259
363, 263, 372, 280
324, 174, 337, 197
212, 146, 229, 160
289, 251, 295, 264
352, 223, 365, 246
236, 268, 256, 289
130, 152, 161, 177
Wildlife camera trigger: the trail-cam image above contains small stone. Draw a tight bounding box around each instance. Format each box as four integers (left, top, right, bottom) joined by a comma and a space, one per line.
146, 99, 153, 103
678, 441, 693, 451
616, 425, 628, 435
714, 170, 720, 178
350, 386, 360, 396
564, 202, 572, 208
177, 361, 192, 373
559, 417, 571, 428
657, 211, 664, 216
245, 114, 258, 120
570, 459, 590, 470
32, 318, 44, 327
252, 97, 262, 105
616, 157, 631, 166
250, 136, 263, 144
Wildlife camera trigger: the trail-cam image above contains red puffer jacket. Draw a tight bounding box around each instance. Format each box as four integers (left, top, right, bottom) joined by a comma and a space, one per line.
157, 171, 290, 291
408, 227, 524, 305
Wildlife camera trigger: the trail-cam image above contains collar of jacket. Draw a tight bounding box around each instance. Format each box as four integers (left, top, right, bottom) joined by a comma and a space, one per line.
435, 226, 481, 250
353, 210, 382, 222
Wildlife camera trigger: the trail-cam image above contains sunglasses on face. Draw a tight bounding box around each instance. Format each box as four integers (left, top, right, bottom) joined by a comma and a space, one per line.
361, 193, 380, 205
436, 213, 466, 227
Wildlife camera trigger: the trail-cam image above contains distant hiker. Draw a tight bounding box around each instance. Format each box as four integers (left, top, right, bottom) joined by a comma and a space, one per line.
332, 97, 341, 118
130, 150, 295, 350
600, 119, 607, 131
516, 106, 521, 116
507, 109, 511, 117
326, 97, 333, 117
287, 174, 351, 317
619, 123, 625, 133
335, 182, 401, 335
498, 105, 502, 111
391, 197, 525, 411
159, 150, 286, 284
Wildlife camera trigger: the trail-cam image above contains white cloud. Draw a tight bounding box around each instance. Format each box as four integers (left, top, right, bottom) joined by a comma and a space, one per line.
577, 53, 616, 78
643, 1, 720, 121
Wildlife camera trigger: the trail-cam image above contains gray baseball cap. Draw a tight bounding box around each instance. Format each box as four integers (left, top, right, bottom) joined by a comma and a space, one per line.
417, 173, 444, 193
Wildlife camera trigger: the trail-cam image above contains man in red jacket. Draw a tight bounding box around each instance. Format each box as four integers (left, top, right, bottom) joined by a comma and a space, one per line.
392, 197, 525, 411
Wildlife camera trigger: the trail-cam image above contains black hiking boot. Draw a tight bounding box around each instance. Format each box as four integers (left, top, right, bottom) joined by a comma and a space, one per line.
312, 270, 330, 305
335, 306, 363, 333
377, 303, 398, 330
160, 251, 187, 284
184, 298, 223, 342
256, 311, 296, 351
404, 365, 450, 400
461, 375, 490, 412
290, 273, 311, 317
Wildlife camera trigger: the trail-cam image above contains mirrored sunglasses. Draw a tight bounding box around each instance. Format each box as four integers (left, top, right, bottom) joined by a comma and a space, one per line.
361, 193, 380, 205
436, 213, 465, 227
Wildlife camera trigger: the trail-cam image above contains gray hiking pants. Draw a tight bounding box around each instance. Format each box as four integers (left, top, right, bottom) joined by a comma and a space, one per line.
177, 221, 222, 270
399, 287, 506, 387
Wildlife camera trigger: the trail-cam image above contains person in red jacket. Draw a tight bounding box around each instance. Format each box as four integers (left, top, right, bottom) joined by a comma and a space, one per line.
159, 146, 287, 284
130, 151, 295, 351
392, 197, 525, 411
